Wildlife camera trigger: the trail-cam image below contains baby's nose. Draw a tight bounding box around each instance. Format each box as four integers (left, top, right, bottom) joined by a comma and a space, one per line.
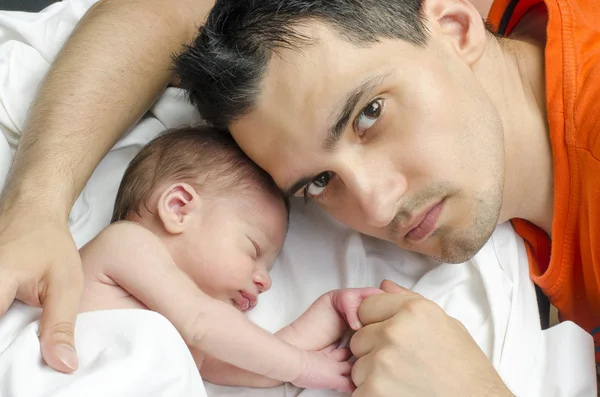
253, 271, 272, 293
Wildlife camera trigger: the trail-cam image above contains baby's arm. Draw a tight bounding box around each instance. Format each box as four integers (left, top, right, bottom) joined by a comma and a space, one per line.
278, 288, 384, 350
92, 222, 352, 391
201, 287, 382, 387
200, 354, 283, 388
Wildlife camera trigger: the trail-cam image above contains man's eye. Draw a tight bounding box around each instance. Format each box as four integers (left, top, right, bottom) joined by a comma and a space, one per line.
356, 98, 384, 136
306, 171, 332, 196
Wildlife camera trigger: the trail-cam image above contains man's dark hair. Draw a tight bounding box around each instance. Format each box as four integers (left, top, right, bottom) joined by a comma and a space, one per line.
174, 0, 428, 129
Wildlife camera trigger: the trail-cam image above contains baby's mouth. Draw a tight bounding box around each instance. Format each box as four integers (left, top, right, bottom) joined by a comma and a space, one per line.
234, 291, 258, 312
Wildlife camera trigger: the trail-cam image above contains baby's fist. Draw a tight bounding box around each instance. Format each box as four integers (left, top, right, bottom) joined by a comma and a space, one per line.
330, 287, 384, 330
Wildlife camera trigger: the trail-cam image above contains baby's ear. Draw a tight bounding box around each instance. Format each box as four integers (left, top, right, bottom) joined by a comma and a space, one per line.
157, 183, 200, 234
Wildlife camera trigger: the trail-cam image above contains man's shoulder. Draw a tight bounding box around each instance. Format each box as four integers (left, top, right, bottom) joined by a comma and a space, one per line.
569, 2, 600, 156
537, 0, 600, 154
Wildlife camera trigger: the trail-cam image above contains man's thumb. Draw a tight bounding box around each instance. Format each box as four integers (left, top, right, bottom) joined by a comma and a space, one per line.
379, 279, 413, 294
39, 281, 80, 373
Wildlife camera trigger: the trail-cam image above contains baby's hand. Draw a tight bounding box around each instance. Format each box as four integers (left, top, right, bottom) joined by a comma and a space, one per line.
330, 287, 384, 330
291, 345, 354, 393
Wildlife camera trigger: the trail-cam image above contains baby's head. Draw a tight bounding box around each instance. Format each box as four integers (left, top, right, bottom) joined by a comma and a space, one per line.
112, 126, 289, 311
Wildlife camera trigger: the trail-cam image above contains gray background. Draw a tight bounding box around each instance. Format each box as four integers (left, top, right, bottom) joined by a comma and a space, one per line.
0, 0, 58, 12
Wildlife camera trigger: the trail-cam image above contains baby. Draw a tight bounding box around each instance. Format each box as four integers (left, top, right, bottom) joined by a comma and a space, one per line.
78, 126, 381, 393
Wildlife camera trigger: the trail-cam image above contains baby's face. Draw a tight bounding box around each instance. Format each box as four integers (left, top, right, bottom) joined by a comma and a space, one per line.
178, 191, 288, 311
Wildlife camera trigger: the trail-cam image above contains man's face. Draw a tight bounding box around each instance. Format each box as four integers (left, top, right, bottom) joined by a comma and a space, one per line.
230, 22, 505, 263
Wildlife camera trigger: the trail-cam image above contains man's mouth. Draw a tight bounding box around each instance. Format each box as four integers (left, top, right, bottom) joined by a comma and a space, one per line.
403, 199, 445, 242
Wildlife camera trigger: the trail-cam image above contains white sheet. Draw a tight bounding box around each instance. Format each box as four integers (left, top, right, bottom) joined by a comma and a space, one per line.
0, 1, 596, 396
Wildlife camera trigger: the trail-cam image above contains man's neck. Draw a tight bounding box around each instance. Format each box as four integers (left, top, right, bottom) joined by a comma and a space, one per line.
472, 11, 554, 236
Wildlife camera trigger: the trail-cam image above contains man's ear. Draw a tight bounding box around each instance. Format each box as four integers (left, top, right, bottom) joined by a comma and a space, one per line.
423, 0, 487, 66
157, 183, 200, 234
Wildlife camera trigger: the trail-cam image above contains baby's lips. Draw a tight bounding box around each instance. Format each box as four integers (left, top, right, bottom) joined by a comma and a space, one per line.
238, 291, 258, 311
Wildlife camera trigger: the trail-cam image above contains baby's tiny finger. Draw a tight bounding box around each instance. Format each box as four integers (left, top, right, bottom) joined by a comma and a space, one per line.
338, 360, 353, 376
336, 376, 356, 394
322, 343, 338, 353
330, 346, 352, 362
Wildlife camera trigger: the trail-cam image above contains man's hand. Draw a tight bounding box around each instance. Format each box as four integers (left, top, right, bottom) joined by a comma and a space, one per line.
0, 209, 83, 373
292, 345, 355, 393
350, 280, 514, 397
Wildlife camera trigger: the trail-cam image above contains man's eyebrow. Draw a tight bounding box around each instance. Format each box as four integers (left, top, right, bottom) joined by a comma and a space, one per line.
324, 71, 391, 150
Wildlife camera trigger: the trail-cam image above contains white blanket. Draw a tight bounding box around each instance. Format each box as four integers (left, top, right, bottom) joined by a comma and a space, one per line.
0, 1, 596, 396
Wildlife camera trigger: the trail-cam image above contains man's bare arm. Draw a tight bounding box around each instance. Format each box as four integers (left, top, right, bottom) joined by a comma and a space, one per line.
4, 0, 210, 215
0, 0, 212, 374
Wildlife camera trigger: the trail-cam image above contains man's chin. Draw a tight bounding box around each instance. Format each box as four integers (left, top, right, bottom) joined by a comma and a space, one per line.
419, 246, 483, 265
437, 228, 494, 264
394, 229, 489, 265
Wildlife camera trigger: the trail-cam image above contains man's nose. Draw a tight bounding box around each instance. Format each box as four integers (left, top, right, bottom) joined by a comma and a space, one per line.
346, 165, 407, 228
253, 270, 272, 293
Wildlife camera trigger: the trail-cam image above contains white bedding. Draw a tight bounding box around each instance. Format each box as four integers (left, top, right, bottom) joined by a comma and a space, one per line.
0, 1, 596, 396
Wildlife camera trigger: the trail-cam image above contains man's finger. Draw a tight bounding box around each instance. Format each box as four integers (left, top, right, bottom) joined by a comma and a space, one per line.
352, 382, 378, 397
379, 279, 414, 294
38, 274, 83, 373
349, 353, 370, 388
349, 322, 378, 359
0, 276, 18, 315
351, 386, 366, 397
358, 292, 419, 326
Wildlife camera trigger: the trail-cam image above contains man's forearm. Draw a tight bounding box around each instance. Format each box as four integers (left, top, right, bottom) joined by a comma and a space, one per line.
3, 0, 212, 217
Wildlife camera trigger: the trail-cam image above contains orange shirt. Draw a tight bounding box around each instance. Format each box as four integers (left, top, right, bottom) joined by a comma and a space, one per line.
488, 0, 600, 361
